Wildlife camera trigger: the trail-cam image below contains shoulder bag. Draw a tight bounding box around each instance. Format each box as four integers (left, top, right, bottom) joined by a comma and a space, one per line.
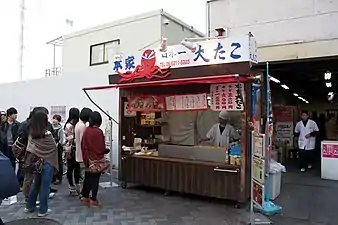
12, 136, 27, 161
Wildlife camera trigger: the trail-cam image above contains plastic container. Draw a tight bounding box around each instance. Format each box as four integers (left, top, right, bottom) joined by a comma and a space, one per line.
269, 171, 281, 200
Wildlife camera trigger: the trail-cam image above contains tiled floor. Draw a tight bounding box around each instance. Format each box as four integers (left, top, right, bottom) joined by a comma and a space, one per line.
1, 163, 338, 225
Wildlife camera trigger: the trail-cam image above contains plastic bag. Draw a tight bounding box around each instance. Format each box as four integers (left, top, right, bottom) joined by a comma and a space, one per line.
269, 159, 286, 173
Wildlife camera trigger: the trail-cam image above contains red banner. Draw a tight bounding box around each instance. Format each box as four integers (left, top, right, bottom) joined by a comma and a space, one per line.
273, 106, 293, 122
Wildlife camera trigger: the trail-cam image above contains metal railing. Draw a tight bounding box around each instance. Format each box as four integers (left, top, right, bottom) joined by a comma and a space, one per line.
45, 67, 62, 77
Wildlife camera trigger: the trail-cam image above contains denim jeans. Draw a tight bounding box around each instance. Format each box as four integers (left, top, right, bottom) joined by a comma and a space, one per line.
26, 162, 53, 214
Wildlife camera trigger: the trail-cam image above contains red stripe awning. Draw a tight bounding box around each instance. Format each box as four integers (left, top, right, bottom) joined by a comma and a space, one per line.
83, 75, 253, 91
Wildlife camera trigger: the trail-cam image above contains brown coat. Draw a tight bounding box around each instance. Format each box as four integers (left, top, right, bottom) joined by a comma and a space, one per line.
25, 131, 58, 171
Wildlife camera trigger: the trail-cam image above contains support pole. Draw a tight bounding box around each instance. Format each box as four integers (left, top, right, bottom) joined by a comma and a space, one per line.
18, 0, 25, 81
53, 44, 56, 76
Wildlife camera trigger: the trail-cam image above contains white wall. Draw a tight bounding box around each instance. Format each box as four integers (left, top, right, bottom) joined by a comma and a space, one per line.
208, 0, 338, 46
0, 73, 120, 167
161, 15, 203, 46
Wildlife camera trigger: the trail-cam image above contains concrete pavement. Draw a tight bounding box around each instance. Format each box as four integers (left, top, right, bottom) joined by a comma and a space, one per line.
1, 165, 338, 225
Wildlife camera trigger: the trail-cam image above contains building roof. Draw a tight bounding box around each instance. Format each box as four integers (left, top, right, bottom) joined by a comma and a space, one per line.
63, 9, 205, 40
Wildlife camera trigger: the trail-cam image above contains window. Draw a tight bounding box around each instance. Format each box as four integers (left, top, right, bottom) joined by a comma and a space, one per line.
90, 39, 120, 66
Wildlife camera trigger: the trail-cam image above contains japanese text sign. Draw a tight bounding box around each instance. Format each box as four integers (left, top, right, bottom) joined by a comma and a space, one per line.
112, 34, 258, 75
165, 93, 208, 111
322, 142, 338, 158
210, 83, 245, 111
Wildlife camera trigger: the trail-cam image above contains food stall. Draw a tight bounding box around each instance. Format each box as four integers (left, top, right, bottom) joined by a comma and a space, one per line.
84, 33, 258, 207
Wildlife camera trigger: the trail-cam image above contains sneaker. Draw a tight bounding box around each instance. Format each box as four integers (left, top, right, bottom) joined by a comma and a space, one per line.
49, 192, 56, 199
300, 168, 306, 172
75, 184, 81, 194
24, 208, 35, 213
90, 199, 100, 208
308, 165, 313, 169
54, 180, 62, 185
69, 186, 78, 196
38, 209, 51, 217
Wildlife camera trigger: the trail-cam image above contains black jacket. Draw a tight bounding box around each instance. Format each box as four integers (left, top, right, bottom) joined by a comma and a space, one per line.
0, 122, 6, 154
18, 120, 57, 141
1, 121, 20, 145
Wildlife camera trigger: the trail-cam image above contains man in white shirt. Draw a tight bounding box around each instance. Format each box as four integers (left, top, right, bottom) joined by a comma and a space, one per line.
201, 110, 240, 147
294, 110, 319, 172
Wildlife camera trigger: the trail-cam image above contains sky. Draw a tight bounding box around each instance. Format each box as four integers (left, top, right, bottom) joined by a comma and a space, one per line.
0, 0, 206, 83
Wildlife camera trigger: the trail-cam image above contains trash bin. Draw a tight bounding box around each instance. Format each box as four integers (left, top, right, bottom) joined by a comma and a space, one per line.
269, 171, 281, 200
6, 218, 61, 225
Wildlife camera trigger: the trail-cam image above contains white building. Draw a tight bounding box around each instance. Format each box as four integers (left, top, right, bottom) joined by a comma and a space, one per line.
0, 9, 204, 168
206, 0, 338, 62
63, 9, 204, 78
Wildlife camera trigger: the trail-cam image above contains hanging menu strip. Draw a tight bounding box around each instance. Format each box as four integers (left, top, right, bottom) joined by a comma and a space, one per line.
210, 83, 245, 111
165, 93, 208, 111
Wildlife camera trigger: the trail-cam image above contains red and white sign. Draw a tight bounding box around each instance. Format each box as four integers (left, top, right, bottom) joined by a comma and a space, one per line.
112, 34, 257, 83
210, 83, 245, 111
165, 93, 208, 111
322, 143, 338, 158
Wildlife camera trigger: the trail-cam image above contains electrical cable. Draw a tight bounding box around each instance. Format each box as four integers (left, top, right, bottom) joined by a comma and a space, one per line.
82, 89, 119, 124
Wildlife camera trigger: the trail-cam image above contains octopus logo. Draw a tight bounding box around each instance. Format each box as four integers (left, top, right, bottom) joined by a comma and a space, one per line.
118, 49, 171, 83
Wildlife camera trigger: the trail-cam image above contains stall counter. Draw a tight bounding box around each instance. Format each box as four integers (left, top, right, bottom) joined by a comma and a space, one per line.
120, 151, 246, 205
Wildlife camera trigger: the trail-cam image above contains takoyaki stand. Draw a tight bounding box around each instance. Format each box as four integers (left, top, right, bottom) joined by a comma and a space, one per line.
83, 33, 274, 209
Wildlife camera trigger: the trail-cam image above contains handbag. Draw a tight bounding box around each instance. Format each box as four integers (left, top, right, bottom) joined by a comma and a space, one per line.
12, 136, 27, 161
0, 153, 20, 199
23, 152, 44, 174
88, 157, 110, 173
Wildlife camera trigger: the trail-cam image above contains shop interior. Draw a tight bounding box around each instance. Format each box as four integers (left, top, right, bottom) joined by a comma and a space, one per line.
258, 57, 338, 175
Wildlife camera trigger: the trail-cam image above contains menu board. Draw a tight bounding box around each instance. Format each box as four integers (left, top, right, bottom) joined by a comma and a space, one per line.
254, 134, 265, 158
210, 83, 245, 111
253, 157, 265, 184
253, 180, 265, 208
128, 96, 164, 112
165, 93, 208, 111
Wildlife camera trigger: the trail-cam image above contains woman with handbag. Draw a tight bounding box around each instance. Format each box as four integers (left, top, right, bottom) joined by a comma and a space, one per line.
80, 111, 109, 207
64, 108, 81, 196
23, 110, 58, 217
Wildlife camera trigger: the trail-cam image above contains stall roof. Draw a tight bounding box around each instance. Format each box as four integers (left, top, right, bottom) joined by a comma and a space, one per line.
83, 74, 252, 91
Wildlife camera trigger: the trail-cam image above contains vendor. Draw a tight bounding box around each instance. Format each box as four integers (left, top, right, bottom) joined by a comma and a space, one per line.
200, 110, 240, 147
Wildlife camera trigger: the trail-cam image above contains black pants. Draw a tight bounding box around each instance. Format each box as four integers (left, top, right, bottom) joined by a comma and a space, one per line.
299, 149, 315, 169
56, 146, 63, 181
81, 172, 101, 200
0, 217, 4, 225
66, 154, 80, 186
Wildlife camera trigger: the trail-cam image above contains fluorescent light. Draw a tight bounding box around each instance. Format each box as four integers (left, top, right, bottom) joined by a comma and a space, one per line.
281, 84, 289, 89
269, 76, 280, 83
326, 82, 332, 88
293, 93, 299, 97
305, 101, 309, 104
325, 71, 332, 80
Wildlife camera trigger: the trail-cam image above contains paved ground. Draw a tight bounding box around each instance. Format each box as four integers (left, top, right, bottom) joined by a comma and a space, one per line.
271, 162, 338, 225
1, 163, 338, 225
